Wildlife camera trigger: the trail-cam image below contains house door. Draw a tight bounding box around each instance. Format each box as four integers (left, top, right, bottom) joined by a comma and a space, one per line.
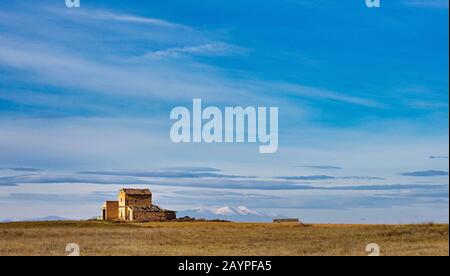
102, 209, 106, 220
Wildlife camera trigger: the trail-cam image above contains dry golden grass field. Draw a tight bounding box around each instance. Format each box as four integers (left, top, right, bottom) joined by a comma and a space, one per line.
0, 221, 448, 256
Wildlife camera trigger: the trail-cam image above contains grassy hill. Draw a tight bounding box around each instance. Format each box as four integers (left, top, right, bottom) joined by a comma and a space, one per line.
0, 221, 448, 256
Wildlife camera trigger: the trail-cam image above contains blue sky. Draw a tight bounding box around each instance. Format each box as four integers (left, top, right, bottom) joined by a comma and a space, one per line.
0, 0, 448, 223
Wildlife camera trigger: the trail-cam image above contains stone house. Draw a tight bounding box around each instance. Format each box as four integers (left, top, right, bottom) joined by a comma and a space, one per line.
101, 188, 176, 222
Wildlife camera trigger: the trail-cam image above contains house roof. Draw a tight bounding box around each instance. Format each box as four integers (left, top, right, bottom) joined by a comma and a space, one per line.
129, 205, 168, 212
121, 188, 152, 196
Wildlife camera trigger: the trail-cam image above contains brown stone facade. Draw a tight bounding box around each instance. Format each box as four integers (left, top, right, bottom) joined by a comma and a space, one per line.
101, 188, 176, 222
102, 201, 119, 220
130, 206, 176, 222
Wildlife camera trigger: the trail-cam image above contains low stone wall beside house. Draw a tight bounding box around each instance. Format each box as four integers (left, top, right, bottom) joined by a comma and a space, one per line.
132, 210, 176, 222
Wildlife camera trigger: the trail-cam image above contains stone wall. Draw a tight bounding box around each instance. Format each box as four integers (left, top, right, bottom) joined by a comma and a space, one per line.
125, 195, 152, 207
104, 201, 119, 220
132, 210, 176, 222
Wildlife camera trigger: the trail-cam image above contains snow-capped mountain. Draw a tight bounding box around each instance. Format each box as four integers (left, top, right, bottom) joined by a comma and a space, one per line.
178, 206, 273, 222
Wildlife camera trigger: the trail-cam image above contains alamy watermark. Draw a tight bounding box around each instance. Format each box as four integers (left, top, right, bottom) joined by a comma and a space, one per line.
366, 243, 381, 256
64, 1, 378, 9
65, 0, 80, 8
170, 99, 278, 154
365, 0, 380, 8
65, 243, 80, 256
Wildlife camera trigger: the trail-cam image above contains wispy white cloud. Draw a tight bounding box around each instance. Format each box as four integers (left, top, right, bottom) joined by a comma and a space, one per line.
2, 171, 448, 192
143, 43, 249, 59
404, 100, 448, 110
400, 170, 449, 177
275, 175, 384, 181
43, 4, 192, 30
94, 12, 189, 29
254, 82, 385, 108
403, 0, 449, 8
0, 3, 386, 109
0, 35, 382, 108
297, 165, 343, 170
430, 156, 449, 159
0, 37, 241, 102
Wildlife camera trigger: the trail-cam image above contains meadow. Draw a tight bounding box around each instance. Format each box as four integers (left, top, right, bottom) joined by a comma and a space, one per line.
0, 221, 448, 256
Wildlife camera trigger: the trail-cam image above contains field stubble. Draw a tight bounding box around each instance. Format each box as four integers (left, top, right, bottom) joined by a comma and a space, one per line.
0, 221, 448, 256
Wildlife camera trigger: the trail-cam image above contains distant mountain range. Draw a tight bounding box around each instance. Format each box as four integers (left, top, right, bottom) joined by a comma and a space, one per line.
0, 216, 70, 223
0, 206, 277, 223
178, 206, 275, 222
